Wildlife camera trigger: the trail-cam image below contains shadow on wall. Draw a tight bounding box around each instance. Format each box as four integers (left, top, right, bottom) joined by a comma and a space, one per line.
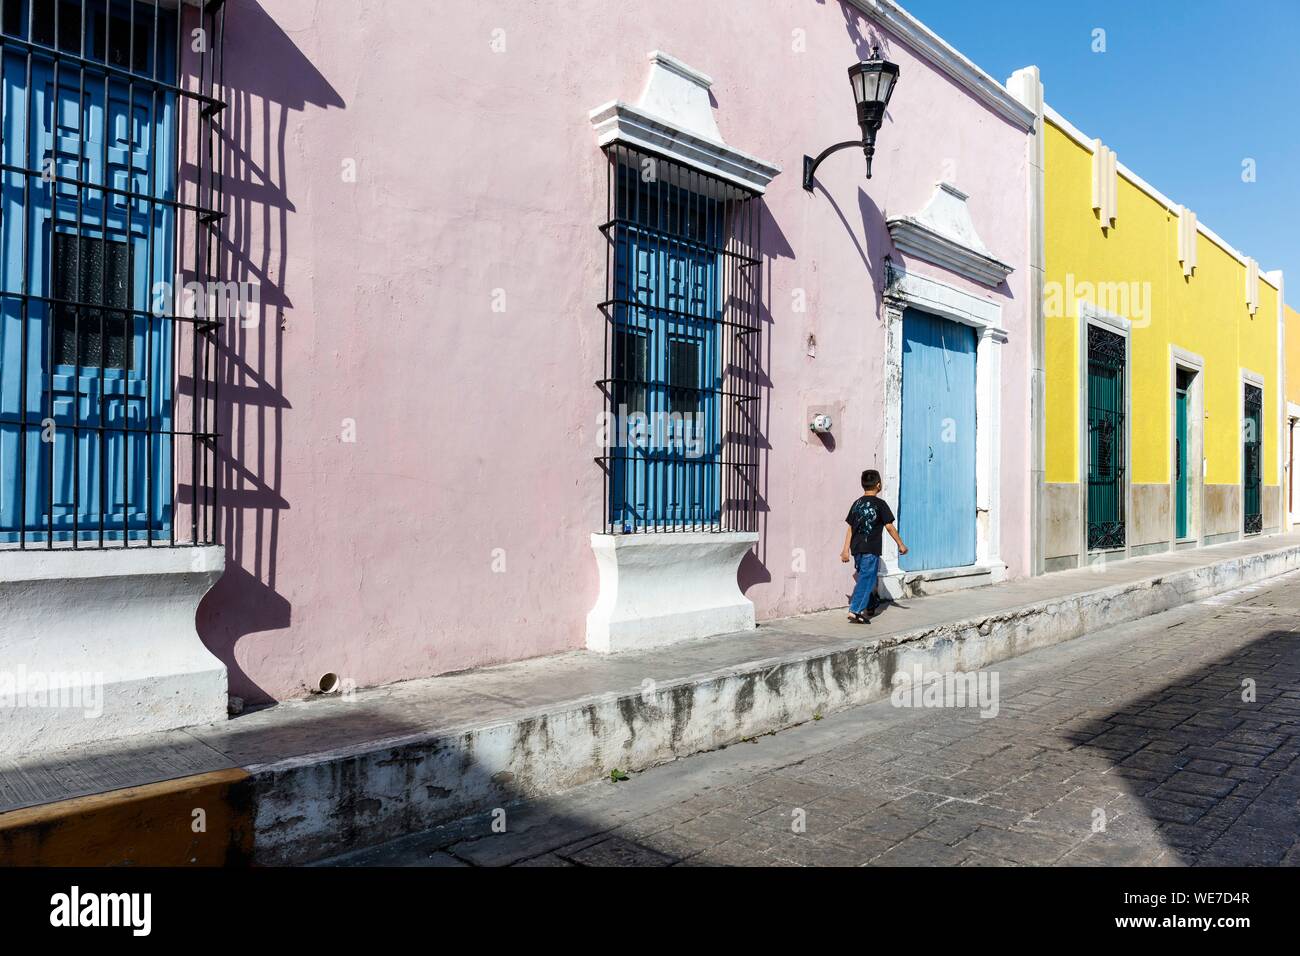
818, 5, 894, 305
738, 202, 795, 594
834, 0, 892, 63
744, 185, 885, 607
741, 4, 895, 607
833, 0, 1021, 310
196, 0, 346, 706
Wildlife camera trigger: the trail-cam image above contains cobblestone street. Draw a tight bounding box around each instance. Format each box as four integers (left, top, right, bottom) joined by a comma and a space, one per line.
330, 572, 1300, 867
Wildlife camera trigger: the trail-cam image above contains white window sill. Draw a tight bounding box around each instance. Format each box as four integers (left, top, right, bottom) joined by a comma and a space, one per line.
586, 531, 757, 653
0, 544, 228, 757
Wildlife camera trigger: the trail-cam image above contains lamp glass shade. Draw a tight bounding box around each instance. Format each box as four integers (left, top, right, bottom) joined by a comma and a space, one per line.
848, 58, 900, 109
876, 68, 897, 105
851, 68, 880, 105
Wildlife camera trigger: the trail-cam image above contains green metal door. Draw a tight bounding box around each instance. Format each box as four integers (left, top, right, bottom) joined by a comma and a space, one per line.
1087, 325, 1126, 550
1175, 385, 1188, 539
1244, 384, 1262, 534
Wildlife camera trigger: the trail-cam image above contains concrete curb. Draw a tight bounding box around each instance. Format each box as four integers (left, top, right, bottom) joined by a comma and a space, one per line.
249, 540, 1300, 864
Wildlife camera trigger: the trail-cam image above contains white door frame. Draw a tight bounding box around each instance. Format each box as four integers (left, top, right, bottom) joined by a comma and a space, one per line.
1077, 301, 1132, 564
881, 266, 1007, 595
1287, 401, 1300, 527
1168, 346, 1205, 547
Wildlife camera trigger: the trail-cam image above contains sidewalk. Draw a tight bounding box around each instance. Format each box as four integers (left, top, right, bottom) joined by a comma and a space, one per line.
5, 532, 1300, 865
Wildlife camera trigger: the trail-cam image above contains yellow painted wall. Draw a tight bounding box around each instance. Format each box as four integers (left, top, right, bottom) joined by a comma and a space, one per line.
1044, 120, 1280, 491
1286, 304, 1300, 407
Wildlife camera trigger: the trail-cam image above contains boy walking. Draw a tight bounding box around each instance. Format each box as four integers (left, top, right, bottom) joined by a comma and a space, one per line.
840, 469, 907, 624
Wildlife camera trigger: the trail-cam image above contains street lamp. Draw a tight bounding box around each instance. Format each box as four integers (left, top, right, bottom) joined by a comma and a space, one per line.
802, 47, 900, 191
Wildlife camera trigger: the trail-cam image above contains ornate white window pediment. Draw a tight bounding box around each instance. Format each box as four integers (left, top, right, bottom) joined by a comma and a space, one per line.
886, 182, 1014, 287
588, 51, 781, 194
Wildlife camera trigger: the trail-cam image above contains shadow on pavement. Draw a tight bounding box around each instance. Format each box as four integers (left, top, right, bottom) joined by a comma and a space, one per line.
1065, 624, 1300, 865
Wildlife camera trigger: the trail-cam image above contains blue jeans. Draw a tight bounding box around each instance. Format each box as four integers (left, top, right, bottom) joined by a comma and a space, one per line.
849, 553, 880, 615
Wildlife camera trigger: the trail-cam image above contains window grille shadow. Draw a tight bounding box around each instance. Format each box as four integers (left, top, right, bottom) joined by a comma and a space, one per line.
193, 0, 346, 707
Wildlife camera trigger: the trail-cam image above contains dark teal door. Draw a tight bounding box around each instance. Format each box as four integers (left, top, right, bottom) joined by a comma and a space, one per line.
0, 1, 176, 542
898, 309, 977, 572
1244, 384, 1262, 534
1086, 325, 1126, 550
1175, 383, 1188, 539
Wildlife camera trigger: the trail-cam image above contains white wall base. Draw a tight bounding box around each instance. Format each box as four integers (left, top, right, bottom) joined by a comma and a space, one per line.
0, 546, 228, 756
586, 532, 757, 653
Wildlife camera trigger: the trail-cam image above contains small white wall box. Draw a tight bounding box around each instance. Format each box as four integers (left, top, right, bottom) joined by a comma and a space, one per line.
810, 413, 833, 433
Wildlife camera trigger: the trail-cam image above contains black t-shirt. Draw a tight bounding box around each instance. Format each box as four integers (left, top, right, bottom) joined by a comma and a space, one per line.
846, 495, 894, 556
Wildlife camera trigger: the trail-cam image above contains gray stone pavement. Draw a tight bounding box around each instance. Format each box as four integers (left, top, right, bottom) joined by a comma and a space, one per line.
324, 570, 1300, 867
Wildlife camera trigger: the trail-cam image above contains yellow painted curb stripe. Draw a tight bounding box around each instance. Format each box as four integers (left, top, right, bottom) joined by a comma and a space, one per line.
0, 768, 253, 867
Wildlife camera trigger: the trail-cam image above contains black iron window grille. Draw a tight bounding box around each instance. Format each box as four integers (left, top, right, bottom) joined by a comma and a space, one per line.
0, 0, 226, 549
596, 144, 762, 534
1244, 383, 1263, 534
1086, 323, 1126, 551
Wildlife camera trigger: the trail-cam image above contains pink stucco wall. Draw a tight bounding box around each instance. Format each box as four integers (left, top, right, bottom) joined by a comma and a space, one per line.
199, 0, 1031, 704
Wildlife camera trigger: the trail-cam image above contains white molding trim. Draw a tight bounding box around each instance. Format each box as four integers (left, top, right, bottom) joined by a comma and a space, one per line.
1287, 397, 1300, 528
1171, 345, 1205, 368
847, 0, 1035, 130
1091, 141, 1118, 228
1043, 105, 1280, 289
1177, 205, 1198, 277
885, 264, 1005, 334
1245, 257, 1260, 315
1271, 270, 1286, 488
887, 219, 1014, 288
1006, 65, 1048, 577
880, 268, 1006, 596
886, 183, 1015, 287
589, 52, 781, 194
1079, 298, 1131, 333
1288, 403, 1300, 528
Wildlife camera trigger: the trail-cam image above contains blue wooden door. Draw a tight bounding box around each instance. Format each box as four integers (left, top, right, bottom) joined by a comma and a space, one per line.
0, 3, 176, 542
609, 173, 720, 530
898, 309, 977, 571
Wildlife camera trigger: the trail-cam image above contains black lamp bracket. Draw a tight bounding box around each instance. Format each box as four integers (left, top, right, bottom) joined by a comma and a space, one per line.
803, 130, 885, 191
802, 140, 860, 191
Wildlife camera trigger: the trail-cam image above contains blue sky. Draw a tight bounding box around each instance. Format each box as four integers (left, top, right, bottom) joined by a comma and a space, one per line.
901, 0, 1299, 303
